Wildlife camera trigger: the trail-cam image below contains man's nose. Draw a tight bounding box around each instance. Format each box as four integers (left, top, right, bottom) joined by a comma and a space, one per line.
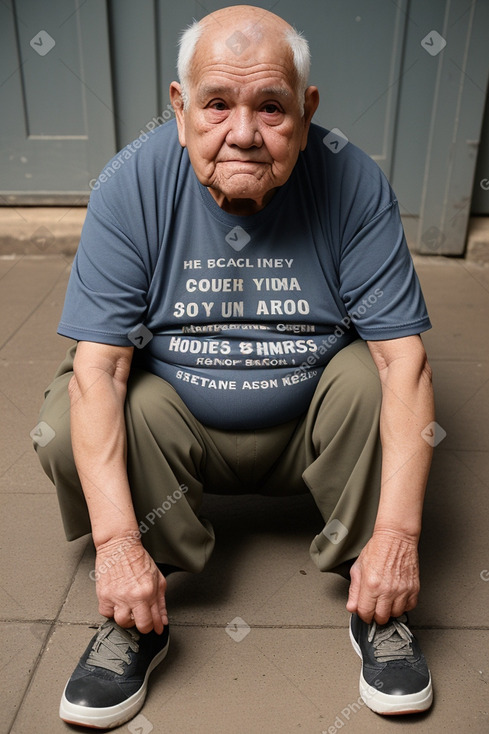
226, 107, 262, 148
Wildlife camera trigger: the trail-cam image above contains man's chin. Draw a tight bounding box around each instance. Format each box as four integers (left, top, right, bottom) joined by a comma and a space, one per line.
207, 180, 277, 213
212, 173, 275, 197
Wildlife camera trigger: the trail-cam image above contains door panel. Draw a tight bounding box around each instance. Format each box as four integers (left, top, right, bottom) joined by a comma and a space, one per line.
1, 0, 487, 255
0, 0, 115, 203
391, 0, 489, 253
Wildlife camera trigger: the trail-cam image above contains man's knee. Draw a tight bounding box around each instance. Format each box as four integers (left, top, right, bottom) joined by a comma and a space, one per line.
125, 370, 199, 432
34, 372, 74, 480
314, 340, 382, 414
327, 340, 380, 392
306, 341, 382, 456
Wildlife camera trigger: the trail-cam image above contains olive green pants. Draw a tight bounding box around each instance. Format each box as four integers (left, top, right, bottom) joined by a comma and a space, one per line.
35, 340, 382, 574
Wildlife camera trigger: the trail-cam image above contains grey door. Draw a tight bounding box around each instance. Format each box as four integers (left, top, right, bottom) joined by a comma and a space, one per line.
391, 0, 489, 253
0, 0, 115, 204
1, 0, 488, 254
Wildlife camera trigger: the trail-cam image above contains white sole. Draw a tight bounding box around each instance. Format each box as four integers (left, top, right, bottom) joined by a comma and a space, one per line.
349, 622, 433, 715
59, 635, 169, 729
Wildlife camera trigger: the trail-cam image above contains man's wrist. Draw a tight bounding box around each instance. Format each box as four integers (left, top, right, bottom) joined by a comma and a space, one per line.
372, 525, 420, 544
93, 526, 141, 551
373, 503, 423, 541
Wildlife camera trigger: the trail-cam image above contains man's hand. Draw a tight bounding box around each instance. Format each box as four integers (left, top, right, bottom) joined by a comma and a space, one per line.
346, 529, 420, 625
95, 536, 168, 634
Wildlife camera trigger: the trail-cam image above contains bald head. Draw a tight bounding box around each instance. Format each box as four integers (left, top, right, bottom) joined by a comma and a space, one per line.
202, 3, 292, 30
177, 5, 311, 111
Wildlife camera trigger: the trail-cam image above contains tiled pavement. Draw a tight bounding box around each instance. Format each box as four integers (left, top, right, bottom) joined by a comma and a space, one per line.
1, 252, 488, 733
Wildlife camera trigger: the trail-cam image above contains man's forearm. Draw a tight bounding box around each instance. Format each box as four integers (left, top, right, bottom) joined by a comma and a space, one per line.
69, 367, 139, 548
373, 358, 434, 540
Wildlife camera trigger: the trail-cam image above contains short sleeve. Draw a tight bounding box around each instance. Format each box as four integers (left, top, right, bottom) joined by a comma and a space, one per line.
58, 198, 150, 345
338, 195, 431, 340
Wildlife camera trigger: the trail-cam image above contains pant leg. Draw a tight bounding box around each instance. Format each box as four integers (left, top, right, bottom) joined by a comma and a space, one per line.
123, 369, 217, 571
35, 346, 217, 572
202, 339, 383, 573
35, 340, 382, 576
35, 345, 92, 539
302, 340, 383, 572
34, 346, 305, 573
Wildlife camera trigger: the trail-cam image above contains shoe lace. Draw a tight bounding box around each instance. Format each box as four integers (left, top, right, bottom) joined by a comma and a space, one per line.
368, 614, 416, 663
87, 620, 140, 675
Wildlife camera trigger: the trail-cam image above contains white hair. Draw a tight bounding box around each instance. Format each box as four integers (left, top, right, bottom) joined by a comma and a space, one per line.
177, 20, 311, 113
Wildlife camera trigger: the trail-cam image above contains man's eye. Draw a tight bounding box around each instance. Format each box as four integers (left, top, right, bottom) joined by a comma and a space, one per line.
210, 101, 227, 111
262, 104, 281, 114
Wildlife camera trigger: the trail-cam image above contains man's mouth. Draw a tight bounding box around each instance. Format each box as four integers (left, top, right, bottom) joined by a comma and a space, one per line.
218, 158, 267, 164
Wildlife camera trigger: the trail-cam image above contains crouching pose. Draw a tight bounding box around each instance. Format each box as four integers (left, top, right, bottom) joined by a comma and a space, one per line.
35, 5, 434, 728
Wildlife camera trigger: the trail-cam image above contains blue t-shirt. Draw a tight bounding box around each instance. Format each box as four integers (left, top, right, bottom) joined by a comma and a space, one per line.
59, 120, 431, 429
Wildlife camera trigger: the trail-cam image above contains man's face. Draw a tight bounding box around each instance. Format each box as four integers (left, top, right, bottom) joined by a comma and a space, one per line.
171, 30, 318, 215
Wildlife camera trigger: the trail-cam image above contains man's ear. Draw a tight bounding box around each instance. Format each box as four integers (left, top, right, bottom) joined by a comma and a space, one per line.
300, 86, 320, 151
169, 82, 186, 147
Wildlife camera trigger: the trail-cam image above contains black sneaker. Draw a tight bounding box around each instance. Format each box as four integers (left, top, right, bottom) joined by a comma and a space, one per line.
60, 619, 169, 729
349, 613, 432, 715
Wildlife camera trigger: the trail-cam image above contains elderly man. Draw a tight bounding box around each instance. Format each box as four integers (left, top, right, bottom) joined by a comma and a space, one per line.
35, 4, 434, 729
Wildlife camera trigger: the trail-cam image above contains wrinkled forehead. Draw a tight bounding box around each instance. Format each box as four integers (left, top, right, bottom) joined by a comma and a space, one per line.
189, 22, 296, 89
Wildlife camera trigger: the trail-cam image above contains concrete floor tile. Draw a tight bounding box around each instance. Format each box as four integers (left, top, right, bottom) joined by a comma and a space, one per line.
422, 630, 489, 733
0, 257, 19, 276
453, 447, 489, 491
0, 438, 56, 496
169, 494, 349, 628
59, 495, 350, 628
59, 473, 489, 631
416, 260, 489, 362
10, 625, 488, 734
0, 390, 31, 483
165, 551, 348, 630
0, 267, 72, 363
462, 260, 489, 290
429, 360, 488, 452
0, 257, 70, 353
2, 253, 489, 733
416, 450, 489, 627
441, 379, 488, 453
0, 359, 61, 419
0, 494, 87, 621
0, 360, 64, 493
0, 622, 50, 734
57, 542, 104, 626
8, 624, 90, 734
